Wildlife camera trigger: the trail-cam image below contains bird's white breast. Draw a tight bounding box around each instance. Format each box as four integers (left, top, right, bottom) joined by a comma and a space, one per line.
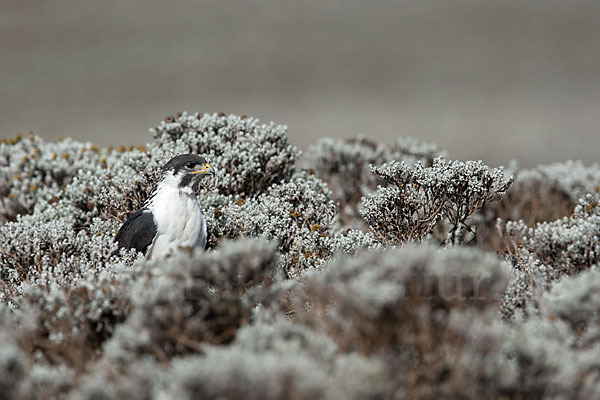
146, 177, 207, 258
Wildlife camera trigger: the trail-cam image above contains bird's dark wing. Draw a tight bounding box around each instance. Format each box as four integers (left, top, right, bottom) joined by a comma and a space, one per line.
114, 209, 157, 254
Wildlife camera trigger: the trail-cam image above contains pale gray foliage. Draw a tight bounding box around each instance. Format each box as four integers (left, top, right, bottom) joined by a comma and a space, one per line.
70, 358, 163, 400
3, 112, 600, 399
0, 308, 27, 400
497, 194, 600, 319
505, 194, 600, 278
361, 157, 512, 244
517, 160, 600, 203
305, 245, 510, 319
541, 268, 600, 329
331, 227, 382, 255
0, 134, 107, 223
457, 283, 600, 399
305, 136, 444, 229
212, 171, 336, 276
104, 239, 282, 363
160, 316, 388, 400
151, 112, 299, 196
296, 245, 510, 398
163, 346, 329, 400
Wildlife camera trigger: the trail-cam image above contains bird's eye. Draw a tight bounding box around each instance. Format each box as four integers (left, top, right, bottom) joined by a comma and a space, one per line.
185, 162, 197, 169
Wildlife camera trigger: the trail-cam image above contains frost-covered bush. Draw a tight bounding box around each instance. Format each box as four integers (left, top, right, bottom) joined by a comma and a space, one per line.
151, 112, 298, 196
0, 307, 28, 400
4, 252, 142, 371
495, 194, 600, 318
541, 268, 600, 331
69, 358, 162, 400
162, 341, 330, 400
306, 137, 386, 207
505, 194, 600, 279
474, 161, 600, 248
0, 133, 114, 223
520, 161, 600, 204
159, 316, 390, 400
3, 112, 600, 399
457, 270, 600, 399
306, 136, 443, 226
212, 171, 336, 276
104, 239, 282, 363
331, 227, 382, 255
361, 157, 512, 245
298, 245, 509, 397
497, 253, 544, 318
301, 245, 509, 348
0, 217, 115, 286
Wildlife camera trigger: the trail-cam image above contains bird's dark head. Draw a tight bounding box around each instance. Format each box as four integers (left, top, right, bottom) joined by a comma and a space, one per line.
160, 154, 216, 191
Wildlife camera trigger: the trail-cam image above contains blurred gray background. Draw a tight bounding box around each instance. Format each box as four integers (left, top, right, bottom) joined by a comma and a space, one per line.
2, 0, 599, 167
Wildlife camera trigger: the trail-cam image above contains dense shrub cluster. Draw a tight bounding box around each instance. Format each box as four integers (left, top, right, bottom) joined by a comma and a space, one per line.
474, 160, 600, 249
298, 246, 511, 399
497, 193, 600, 318
211, 171, 336, 277
361, 158, 513, 245
103, 239, 283, 363
151, 112, 298, 197
0, 134, 107, 223
306, 136, 443, 226
506, 194, 600, 277
462, 269, 600, 399
1, 112, 600, 399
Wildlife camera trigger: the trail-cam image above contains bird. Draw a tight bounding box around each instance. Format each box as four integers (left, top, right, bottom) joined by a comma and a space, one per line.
115, 154, 216, 258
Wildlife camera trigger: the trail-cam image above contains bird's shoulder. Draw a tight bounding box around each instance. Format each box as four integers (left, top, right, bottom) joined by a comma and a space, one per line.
114, 208, 157, 254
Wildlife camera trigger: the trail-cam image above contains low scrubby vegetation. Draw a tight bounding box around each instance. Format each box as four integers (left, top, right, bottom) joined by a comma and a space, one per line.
1, 112, 599, 399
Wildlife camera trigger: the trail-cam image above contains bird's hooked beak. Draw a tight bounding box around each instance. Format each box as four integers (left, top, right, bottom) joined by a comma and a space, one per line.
191, 163, 216, 176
